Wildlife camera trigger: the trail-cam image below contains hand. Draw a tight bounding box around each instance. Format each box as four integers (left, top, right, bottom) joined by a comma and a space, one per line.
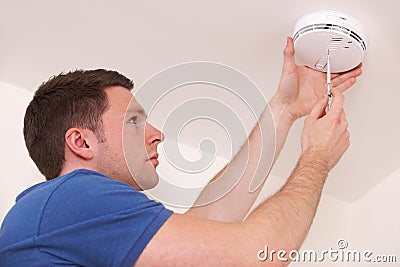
270, 37, 362, 122
300, 88, 350, 170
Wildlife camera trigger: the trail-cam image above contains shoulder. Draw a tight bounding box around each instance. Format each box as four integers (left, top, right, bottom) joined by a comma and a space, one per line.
40, 169, 170, 233
1, 169, 173, 266
52, 169, 150, 203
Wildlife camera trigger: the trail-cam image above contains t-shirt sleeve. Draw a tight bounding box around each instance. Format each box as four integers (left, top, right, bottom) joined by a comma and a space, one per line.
35, 172, 173, 267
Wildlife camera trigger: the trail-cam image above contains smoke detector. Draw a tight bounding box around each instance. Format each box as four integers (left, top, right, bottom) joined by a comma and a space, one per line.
293, 10, 368, 73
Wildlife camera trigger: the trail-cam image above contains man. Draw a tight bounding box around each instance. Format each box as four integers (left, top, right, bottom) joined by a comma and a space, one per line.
0, 38, 362, 266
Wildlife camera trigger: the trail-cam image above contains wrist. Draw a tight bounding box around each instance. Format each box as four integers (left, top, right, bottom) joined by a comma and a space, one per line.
298, 149, 331, 175
268, 96, 296, 126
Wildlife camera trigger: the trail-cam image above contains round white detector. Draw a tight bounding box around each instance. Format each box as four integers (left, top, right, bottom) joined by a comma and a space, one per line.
293, 10, 368, 73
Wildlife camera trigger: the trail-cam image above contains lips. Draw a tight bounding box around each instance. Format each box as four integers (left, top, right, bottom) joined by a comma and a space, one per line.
147, 153, 159, 167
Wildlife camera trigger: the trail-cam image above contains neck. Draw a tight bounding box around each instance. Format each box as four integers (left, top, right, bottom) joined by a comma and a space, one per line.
59, 164, 97, 178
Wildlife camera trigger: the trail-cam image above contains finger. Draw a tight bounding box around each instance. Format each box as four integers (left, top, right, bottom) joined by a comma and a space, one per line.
307, 95, 329, 121
334, 77, 357, 93
331, 64, 363, 89
282, 37, 296, 74
331, 63, 362, 80
340, 110, 349, 131
343, 129, 350, 145
342, 130, 351, 151
340, 108, 347, 123
327, 87, 345, 116
344, 130, 351, 143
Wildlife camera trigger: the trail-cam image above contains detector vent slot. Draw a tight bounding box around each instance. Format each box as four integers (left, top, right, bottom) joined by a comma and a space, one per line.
293, 23, 366, 51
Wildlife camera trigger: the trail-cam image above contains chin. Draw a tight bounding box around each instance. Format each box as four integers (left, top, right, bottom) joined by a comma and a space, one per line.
134, 172, 159, 191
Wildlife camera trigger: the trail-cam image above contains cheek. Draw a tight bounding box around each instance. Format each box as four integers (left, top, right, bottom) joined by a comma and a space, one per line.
123, 127, 147, 155
101, 122, 124, 155
108, 128, 123, 148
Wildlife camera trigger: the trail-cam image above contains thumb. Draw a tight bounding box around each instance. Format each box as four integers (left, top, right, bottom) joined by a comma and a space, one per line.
282, 37, 296, 74
307, 95, 328, 121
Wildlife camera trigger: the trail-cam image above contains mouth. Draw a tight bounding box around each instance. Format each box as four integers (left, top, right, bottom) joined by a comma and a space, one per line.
147, 153, 159, 167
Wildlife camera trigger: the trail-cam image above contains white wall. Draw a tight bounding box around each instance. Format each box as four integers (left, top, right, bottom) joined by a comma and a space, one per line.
0, 81, 42, 222
146, 140, 229, 213
347, 168, 400, 267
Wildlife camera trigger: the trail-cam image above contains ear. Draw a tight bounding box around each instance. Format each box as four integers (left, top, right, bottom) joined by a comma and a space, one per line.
65, 128, 94, 160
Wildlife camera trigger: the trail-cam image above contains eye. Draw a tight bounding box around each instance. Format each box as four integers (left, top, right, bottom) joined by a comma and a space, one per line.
127, 116, 137, 124
127, 115, 147, 127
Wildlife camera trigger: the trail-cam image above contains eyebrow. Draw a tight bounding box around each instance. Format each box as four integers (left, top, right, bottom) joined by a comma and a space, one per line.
126, 108, 147, 120
126, 108, 147, 118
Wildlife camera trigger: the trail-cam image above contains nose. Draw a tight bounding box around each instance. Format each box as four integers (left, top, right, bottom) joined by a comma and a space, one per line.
145, 123, 164, 145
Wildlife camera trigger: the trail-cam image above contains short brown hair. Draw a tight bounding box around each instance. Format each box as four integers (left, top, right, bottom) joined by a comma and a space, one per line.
23, 69, 134, 180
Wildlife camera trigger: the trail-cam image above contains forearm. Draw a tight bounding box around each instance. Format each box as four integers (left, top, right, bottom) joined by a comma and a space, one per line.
186, 100, 295, 221
243, 150, 329, 252
269, 96, 296, 162
137, 151, 332, 267
137, 151, 331, 267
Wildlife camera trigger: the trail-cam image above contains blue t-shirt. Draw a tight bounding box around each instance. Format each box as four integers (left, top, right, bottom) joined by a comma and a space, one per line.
0, 169, 173, 266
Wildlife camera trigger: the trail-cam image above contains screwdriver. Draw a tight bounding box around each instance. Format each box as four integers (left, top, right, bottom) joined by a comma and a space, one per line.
326, 49, 332, 112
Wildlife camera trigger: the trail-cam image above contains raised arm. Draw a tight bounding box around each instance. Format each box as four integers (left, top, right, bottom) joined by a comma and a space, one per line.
186, 37, 362, 222
136, 89, 350, 266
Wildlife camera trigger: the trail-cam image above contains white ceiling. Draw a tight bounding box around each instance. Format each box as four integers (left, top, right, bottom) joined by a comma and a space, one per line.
1, 0, 399, 202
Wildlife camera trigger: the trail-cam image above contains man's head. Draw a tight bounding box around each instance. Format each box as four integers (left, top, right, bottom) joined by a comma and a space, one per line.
24, 69, 163, 190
